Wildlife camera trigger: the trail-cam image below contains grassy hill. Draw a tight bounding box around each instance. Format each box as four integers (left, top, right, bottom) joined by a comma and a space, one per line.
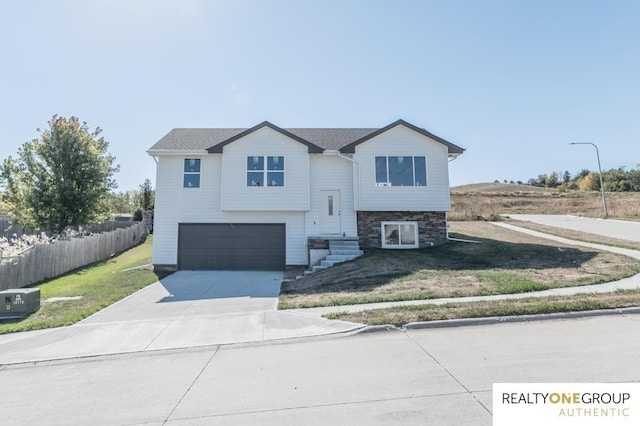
452, 182, 552, 194
450, 182, 640, 220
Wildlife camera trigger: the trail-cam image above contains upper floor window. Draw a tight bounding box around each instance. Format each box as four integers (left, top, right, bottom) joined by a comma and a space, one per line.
247, 156, 284, 187
375, 156, 427, 186
183, 158, 201, 188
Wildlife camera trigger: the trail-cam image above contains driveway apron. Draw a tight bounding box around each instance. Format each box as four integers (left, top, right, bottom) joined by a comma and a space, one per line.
81, 270, 284, 323
0, 271, 362, 364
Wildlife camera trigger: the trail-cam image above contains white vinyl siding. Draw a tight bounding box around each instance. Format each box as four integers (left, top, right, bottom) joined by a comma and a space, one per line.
353, 125, 452, 211
152, 123, 455, 265
307, 154, 357, 237
152, 154, 307, 266
221, 127, 309, 211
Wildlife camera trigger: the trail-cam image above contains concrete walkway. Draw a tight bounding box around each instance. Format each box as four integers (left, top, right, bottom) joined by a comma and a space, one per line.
290, 222, 640, 317
507, 214, 640, 242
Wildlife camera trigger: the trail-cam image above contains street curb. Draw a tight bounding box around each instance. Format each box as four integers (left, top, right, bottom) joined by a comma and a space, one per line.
402, 307, 640, 330
357, 324, 402, 334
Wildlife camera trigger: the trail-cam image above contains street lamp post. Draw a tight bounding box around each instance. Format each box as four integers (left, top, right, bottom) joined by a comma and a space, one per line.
569, 142, 608, 218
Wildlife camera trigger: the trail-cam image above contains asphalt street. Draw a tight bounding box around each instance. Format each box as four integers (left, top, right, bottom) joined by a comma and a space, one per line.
1, 313, 639, 426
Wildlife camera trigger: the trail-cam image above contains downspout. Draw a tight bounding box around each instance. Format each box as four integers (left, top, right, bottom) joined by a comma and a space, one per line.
330, 151, 360, 213
324, 151, 360, 237
446, 154, 481, 243
446, 224, 482, 244
336, 153, 360, 210
336, 153, 361, 237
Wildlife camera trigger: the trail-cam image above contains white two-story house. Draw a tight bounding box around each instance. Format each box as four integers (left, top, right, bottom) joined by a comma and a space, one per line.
147, 119, 464, 271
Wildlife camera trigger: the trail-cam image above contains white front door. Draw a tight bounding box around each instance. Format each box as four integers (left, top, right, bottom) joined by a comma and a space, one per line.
321, 190, 341, 235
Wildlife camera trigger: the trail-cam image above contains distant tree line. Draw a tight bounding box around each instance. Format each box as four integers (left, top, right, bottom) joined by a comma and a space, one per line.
106, 178, 155, 221
503, 167, 640, 191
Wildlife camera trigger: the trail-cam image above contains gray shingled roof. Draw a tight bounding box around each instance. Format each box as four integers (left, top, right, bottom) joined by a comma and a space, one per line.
147, 120, 464, 155
148, 128, 247, 151
148, 127, 378, 152
283, 128, 377, 151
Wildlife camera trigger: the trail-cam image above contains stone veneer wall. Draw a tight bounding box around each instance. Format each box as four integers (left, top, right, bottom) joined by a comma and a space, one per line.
356, 211, 448, 248
307, 238, 330, 250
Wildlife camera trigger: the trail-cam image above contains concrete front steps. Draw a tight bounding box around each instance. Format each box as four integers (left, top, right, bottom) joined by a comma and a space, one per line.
299, 239, 363, 278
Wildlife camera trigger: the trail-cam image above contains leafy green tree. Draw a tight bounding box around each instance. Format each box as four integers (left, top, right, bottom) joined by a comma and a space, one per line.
536, 174, 548, 187
0, 115, 119, 233
576, 169, 591, 179
546, 172, 559, 188
107, 190, 137, 214
135, 178, 154, 210
578, 172, 600, 191
0, 191, 7, 215
132, 207, 144, 221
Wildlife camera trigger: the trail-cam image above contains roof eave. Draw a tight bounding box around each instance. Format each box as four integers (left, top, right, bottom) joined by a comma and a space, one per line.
207, 121, 324, 154
338, 119, 465, 155
147, 149, 210, 156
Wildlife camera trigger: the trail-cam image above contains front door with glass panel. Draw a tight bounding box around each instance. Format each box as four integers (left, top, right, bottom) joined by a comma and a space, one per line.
321, 190, 341, 235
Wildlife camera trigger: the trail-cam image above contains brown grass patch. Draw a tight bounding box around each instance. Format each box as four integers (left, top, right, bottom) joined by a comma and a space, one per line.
450, 184, 640, 221
279, 222, 640, 309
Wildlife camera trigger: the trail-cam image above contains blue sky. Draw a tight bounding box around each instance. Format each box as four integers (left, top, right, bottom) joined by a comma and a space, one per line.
1, 0, 638, 191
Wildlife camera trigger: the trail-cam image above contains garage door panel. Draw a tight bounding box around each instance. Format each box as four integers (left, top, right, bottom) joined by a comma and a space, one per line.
178, 223, 285, 270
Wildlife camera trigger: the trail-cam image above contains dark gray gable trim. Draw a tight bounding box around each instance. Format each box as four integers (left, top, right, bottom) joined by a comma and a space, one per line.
338, 119, 465, 154
207, 121, 324, 153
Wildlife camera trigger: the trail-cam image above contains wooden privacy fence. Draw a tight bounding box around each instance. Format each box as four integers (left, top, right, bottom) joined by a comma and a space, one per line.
0, 221, 146, 290
0, 216, 138, 239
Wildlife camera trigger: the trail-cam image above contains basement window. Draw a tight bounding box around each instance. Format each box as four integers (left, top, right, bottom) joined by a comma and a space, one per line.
381, 221, 418, 249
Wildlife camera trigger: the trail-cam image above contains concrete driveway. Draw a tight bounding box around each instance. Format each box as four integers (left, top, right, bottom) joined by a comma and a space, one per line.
0, 271, 363, 364
81, 270, 285, 323
508, 214, 640, 242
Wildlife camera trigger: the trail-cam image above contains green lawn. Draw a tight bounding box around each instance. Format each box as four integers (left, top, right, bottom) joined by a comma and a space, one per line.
0, 236, 167, 334
326, 289, 640, 326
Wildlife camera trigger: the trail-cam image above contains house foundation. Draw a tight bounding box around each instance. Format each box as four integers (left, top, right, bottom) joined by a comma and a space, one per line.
356, 211, 448, 248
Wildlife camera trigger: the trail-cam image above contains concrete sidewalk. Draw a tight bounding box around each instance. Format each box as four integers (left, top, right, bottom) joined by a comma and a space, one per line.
507, 214, 640, 242
290, 222, 640, 317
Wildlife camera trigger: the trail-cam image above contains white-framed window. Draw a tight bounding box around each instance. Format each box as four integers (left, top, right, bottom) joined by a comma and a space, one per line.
375, 156, 427, 186
247, 156, 284, 187
381, 221, 419, 249
183, 158, 201, 188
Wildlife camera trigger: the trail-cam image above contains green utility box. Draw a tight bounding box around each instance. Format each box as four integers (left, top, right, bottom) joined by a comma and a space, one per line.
1, 288, 40, 318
